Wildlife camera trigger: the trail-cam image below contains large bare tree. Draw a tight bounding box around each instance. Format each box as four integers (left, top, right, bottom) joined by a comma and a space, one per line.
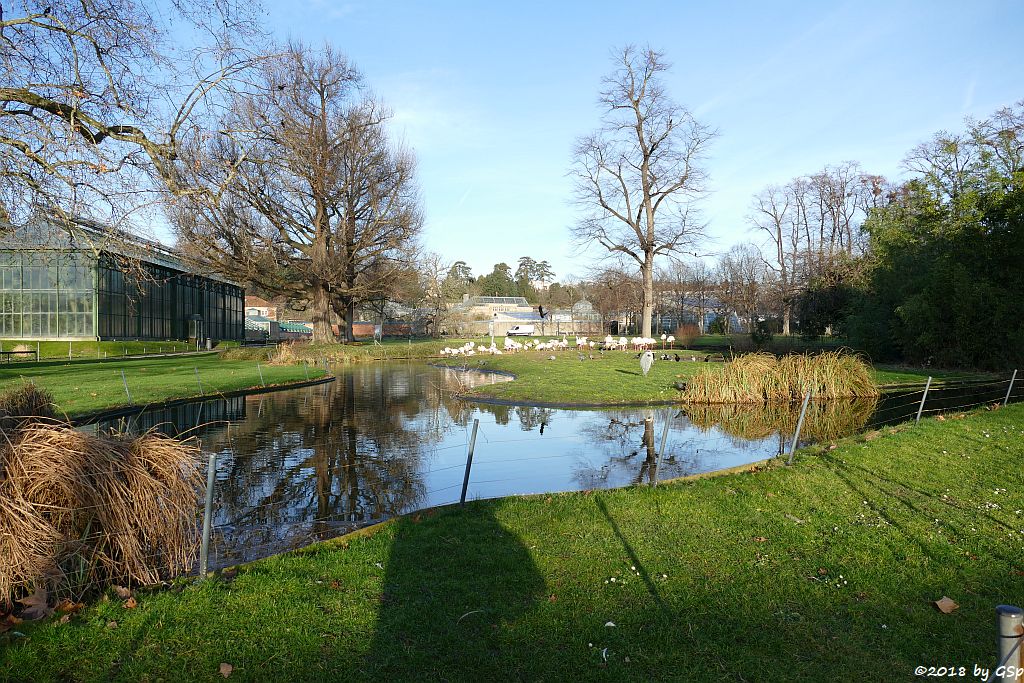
0, 0, 260, 237
571, 46, 715, 337
170, 45, 422, 343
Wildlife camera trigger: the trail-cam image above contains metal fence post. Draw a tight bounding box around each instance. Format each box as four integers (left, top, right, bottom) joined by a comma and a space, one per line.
915, 376, 932, 425
256, 362, 265, 387
459, 419, 480, 507
787, 388, 812, 465
120, 370, 133, 403
199, 450, 218, 577
303, 361, 309, 381
996, 604, 1023, 682
194, 367, 204, 396
1004, 369, 1018, 407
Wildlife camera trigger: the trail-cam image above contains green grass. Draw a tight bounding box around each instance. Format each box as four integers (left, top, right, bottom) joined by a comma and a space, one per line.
3, 404, 1023, 681
0, 354, 324, 417
0, 339, 238, 362
440, 348, 707, 404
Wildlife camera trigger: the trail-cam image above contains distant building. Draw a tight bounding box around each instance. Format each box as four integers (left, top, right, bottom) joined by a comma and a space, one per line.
0, 217, 243, 342
244, 296, 279, 320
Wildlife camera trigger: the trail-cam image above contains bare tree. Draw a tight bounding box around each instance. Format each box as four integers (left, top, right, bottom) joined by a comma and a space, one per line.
170, 45, 422, 343
0, 0, 261, 237
570, 46, 715, 337
716, 243, 765, 333
749, 184, 798, 334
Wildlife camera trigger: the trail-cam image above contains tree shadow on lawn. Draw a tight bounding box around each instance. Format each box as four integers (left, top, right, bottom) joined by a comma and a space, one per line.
363, 502, 546, 680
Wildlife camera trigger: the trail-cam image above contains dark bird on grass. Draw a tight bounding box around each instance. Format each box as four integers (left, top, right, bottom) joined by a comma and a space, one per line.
674, 353, 681, 362
640, 350, 654, 377
674, 381, 686, 391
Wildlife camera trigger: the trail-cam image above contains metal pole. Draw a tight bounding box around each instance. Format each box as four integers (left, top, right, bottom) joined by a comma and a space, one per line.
1004, 369, 1018, 407
915, 376, 932, 425
996, 604, 1023, 682
653, 412, 671, 487
120, 370, 132, 403
256, 362, 265, 387
199, 450, 217, 577
459, 419, 480, 507
36, 341, 39, 362
303, 361, 309, 380
194, 367, 204, 396
787, 388, 812, 465
69, 342, 72, 360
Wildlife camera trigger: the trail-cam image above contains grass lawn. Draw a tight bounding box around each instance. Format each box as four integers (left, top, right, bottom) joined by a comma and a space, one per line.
0, 354, 325, 417
439, 348, 707, 404
0, 339, 237, 361
3, 404, 1022, 681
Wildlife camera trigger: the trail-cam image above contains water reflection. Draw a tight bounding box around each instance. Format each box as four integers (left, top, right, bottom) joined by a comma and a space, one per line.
86, 363, 880, 568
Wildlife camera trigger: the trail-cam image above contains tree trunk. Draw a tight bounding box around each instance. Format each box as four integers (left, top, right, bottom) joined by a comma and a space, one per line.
342, 298, 356, 342
782, 305, 791, 336
641, 253, 655, 337
311, 284, 335, 344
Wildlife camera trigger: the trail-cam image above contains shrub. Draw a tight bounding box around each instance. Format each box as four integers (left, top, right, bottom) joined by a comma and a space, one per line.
673, 323, 700, 348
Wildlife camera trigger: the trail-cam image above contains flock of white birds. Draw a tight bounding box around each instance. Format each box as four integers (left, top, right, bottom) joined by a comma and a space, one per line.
438, 334, 677, 358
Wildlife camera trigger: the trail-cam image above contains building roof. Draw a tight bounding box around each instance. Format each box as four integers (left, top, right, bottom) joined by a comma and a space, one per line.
468, 296, 530, 306
2, 214, 240, 286
245, 296, 273, 308
279, 321, 312, 334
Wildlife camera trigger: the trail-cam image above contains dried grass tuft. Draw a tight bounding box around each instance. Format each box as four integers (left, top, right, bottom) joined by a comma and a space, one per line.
0, 381, 55, 431
269, 341, 300, 366
682, 351, 879, 404
0, 384, 202, 607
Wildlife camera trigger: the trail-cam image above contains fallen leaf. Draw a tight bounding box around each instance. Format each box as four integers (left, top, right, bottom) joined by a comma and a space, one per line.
58, 614, 72, 625
934, 597, 959, 614
106, 620, 118, 629
123, 597, 137, 609
818, 567, 829, 576
112, 585, 132, 599
548, 594, 557, 602
17, 587, 53, 620
753, 536, 767, 543
605, 621, 616, 627
0, 614, 23, 633
55, 599, 85, 614
219, 662, 233, 678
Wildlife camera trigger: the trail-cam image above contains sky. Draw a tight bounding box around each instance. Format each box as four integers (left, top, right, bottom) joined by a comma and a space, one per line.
246, 0, 1024, 281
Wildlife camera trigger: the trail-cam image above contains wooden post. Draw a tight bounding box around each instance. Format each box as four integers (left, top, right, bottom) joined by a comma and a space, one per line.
459, 419, 480, 507
915, 377, 932, 425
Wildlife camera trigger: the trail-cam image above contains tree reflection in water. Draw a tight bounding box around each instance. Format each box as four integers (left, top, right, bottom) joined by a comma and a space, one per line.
83, 364, 879, 569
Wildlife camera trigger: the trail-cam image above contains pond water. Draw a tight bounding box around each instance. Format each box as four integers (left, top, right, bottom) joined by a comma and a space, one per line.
87, 362, 897, 568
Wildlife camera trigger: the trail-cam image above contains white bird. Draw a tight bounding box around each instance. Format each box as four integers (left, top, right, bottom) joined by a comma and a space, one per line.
640, 350, 654, 376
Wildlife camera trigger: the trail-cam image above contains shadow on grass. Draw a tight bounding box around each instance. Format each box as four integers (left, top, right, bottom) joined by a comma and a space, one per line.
364, 503, 545, 679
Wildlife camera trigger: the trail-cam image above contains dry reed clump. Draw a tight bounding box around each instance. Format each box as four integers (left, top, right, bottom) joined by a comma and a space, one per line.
0, 381, 55, 431
686, 397, 877, 442
0, 383, 203, 608
269, 341, 300, 365
682, 351, 879, 404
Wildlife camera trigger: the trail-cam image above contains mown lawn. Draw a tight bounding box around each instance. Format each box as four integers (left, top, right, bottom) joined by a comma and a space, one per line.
0, 354, 325, 417
3, 404, 1022, 681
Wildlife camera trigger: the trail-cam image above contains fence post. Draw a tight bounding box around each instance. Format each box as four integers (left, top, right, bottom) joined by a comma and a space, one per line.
1004, 369, 1018, 407
787, 388, 812, 465
120, 370, 133, 403
256, 362, 265, 387
36, 341, 39, 362
68, 342, 72, 360
996, 604, 1023, 682
194, 367, 204, 396
199, 450, 218, 577
459, 419, 480, 507
303, 361, 309, 381
915, 376, 932, 425
653, 412, 671, 487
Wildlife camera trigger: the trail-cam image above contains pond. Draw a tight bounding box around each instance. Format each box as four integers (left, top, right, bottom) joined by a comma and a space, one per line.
86, 362, 900, 569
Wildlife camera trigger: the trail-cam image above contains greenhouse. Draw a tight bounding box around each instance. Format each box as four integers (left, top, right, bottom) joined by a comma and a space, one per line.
0, 219, 243, 342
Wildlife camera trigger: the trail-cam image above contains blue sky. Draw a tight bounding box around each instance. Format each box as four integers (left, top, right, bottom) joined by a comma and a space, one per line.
256, 0, 1022, 281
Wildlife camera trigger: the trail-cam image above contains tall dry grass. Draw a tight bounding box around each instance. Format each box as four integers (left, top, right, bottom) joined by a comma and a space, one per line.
0, 383, 202, 608
682, 351, 878, 404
